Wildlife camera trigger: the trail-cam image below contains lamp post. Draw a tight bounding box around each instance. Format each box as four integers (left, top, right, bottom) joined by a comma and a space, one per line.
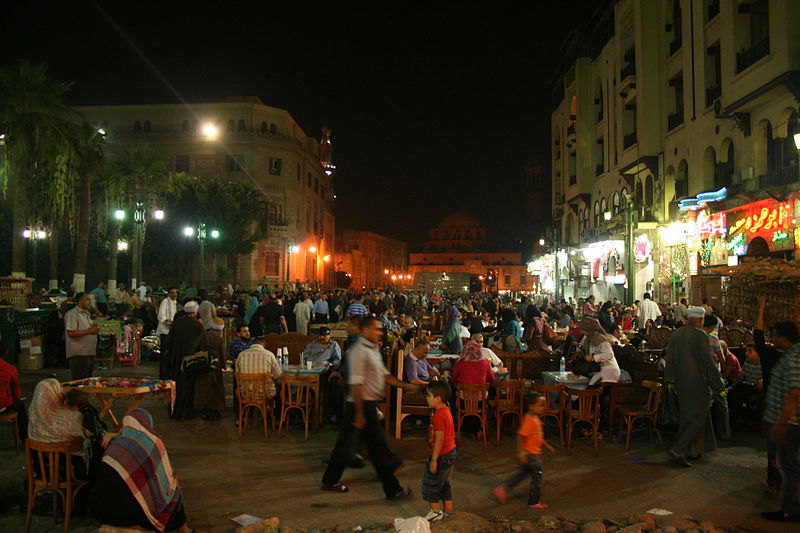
288, 243, 299, 289
23, 229, 47, 290
624, 192, 636, 305
124, 202, 165, 291
184, 222, 220, 291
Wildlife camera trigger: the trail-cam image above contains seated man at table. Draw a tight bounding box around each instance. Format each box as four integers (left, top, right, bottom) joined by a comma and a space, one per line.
228, 324, 254, 363
235, 336, 282, 401
302, 327, 342, 367
404, 340, 440, 386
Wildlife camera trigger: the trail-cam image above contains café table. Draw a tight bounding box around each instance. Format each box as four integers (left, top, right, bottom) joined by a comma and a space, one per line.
62, 377, 175, 431
281, 364, 326, 427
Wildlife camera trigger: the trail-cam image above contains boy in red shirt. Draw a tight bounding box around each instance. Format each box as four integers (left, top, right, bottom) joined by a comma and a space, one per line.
422, 381, 456, 521
492, 392, 555, 509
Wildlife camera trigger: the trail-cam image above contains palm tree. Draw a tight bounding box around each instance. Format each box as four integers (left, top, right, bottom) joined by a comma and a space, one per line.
0, 62, 81, 279
71, 123, 105, 292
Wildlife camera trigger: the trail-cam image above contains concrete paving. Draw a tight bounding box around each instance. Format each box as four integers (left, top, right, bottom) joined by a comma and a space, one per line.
0, 362, 794, 532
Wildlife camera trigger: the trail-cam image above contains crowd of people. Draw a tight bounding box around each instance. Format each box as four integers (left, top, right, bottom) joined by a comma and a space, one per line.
3, 281, 800, 526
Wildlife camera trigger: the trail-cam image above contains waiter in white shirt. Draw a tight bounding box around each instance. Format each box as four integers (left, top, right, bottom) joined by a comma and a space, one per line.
637, 292, 662, 328
157, 287, 179, 376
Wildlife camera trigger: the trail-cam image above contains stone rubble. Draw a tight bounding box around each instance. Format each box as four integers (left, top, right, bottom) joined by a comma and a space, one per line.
235, 512, 731, 533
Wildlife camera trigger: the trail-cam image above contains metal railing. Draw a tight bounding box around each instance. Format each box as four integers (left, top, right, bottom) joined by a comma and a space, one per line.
759, 164, 799, 188
736, 37, 770, 73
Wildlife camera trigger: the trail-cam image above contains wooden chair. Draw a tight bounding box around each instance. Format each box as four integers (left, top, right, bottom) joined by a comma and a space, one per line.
24, 439, 88, 533
618, 380, 663, 451
646, 326, 673, 350
564, 387, 602, 456
0, 410, 20, 452
234, 372, 276, 439
455, 383, 490, 449
279, 375, 319, 440
493, 380, 525, 446
533, 383, 565, 447
607, 383, 649, 438
394, 345, 431, 439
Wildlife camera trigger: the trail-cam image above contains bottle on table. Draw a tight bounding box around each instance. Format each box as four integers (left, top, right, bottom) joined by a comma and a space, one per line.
559, 356, 566, 372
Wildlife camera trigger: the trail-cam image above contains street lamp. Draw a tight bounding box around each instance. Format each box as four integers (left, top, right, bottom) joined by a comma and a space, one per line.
114, 209, 126, 221
125, 203, 165, 291
184, 221, 220, 290
153, 209, 165, 220
323, 254, 331, 262
309, 246, 317, 253
202, 124, 218, 138
183, 226, 195, 237
23, 228, 47, 287
117, 240, 128, 251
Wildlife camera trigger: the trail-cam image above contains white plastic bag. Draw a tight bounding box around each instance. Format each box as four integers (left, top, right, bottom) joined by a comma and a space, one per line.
394, 516, 431, 533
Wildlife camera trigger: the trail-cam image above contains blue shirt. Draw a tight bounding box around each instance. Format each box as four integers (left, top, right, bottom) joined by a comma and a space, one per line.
302, 340, 341, 366
313, 299, 329, 316
91, 287, 107, 304
229, 338, 254, 361
763, 344, 800, 426
404, 352, 432, 383
347, 302, 369, 317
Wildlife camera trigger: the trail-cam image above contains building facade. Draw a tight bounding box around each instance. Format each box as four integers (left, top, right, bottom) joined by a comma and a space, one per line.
551, 0, 800, 306
335, 230, 408, 290
408, 213, 534, 293
79, 97, 335, 288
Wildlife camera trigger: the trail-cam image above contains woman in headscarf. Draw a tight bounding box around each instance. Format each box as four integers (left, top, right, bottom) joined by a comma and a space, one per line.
194, 318, 226, 421
578, 317, 620, 386
28, 378, 85, 444
442, 306, 463, 355
500, 308, 522, 353
522, 307, 549, 351
90, 409, 204, 533
452, 340, 495, 439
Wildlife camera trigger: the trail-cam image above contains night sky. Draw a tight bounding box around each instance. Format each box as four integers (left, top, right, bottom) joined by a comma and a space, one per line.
1, 1, 595, 250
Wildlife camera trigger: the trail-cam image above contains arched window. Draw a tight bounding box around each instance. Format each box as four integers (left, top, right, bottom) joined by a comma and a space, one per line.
260, 121, 268, 133
594, 200, 601, 227
143, 121, 151, 133
133, 121, 142, 133
612, 192, 621, 214
716, 139, 735, 189
181, 120, 190, 133
621, 188, 629, 207
703, 146, 717, 190
227, 120, 235, 133
600, 197, 608, 218
595, 79, 604, 122
237, 119, 246, 132
269, 123, 277, 134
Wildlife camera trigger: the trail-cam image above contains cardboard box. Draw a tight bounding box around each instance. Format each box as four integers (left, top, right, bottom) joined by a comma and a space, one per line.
18, 336, 43, 371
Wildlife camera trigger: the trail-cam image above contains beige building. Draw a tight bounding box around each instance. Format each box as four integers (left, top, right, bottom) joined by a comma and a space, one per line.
79, 97, 335, 288
551, 0, 800, 304
335, 230, 408, 290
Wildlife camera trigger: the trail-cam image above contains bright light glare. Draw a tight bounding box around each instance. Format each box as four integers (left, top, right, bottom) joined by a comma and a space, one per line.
36, 230, 46, 239
539, 239, 545, 246
22, 229, 31, 238
406, 274, 411, 280
210, 229, 220, 239
153, 210, 164, 220
794, 132, 800, 150
323, 255, 331, 262
309, 246, 317, 253
97, 128, 106, 136
114, 209, 126, 220
604, 211, 612, 221
183, 227, 195, 237
291, 245, 299, 253
202, 124, 218, 138
384, 269, 390, 274
117, 240, 128, 251
391, 275, 397, 280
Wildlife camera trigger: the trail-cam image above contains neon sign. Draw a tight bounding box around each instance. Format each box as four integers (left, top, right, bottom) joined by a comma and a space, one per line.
634, 234, 652, 263
678, 187, 728, 212
727, 200, 791, 239
695, 211, 727, 239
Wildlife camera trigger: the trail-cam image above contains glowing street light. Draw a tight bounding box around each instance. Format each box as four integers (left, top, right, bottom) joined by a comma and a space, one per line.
291, 245, 300, 253
36, 230, 46, 239
202, 123, 218, 138
391, 275, 397, 281
210, 229, 220, 239
183, 226, 195, 237
22, 229, 31, 239
604, 211, 612, 221
384, 269, 390, 275
323, 255, 331, 262
309, 246, 317, 253
114, 209, 126, 220
539, 239, 545, 246
153, 209, 165, 220
117, 240, 128, 251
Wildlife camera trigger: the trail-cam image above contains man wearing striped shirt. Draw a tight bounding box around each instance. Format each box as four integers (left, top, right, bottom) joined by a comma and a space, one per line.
235, 337, 282, 399
346, 294, 369, 319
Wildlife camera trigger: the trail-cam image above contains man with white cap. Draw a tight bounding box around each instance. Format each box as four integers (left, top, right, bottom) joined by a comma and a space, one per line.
165, 300, 206, 420
664, 306, 725, 467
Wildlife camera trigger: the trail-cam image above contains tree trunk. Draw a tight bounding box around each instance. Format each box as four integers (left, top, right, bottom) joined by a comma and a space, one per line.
232, 253, 241, 285
48, 224, 59, 290
72, 172, 91, 292
10, 170, 27, 278
107, 223, 119, 295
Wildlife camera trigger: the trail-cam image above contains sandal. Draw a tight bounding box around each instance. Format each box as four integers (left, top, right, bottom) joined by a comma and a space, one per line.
321, 482, 349, 493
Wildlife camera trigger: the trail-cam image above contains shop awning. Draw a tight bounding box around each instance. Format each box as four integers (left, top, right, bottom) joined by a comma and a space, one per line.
704, 258, 800, 280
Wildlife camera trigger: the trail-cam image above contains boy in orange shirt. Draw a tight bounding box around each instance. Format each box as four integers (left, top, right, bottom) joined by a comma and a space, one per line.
492, 392, 555, 509
422, 381, 456, 521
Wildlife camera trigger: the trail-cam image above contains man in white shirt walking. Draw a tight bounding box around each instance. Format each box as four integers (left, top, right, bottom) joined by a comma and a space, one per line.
637, 292, 661, 328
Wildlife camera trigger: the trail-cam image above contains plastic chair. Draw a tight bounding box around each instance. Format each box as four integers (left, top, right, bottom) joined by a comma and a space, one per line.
235, 372, 276, 438
564, 387, 602, 456
279, 375, 319, 440
0, 410, 20, 452
493, 380, 525, 446
455, 383, 490, 449
533, 383, 565, 447
24, 439, 88, 533
618, 380, 663, 450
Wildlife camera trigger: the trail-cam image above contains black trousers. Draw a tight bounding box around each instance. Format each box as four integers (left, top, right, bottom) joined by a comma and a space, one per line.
322, 401, 403, 498
3, 400, 28, 440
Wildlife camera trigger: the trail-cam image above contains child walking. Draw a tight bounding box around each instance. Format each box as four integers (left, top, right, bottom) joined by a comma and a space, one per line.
422, 381, 456, 521
492, 392, 555, 509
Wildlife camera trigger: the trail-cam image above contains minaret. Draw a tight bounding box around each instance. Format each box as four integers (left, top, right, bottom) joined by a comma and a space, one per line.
320, 126, 335, 177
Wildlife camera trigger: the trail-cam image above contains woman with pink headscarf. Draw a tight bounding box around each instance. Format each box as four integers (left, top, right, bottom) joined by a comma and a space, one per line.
452, 340, 495, 387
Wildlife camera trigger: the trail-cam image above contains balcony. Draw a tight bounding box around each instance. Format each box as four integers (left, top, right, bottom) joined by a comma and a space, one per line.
267, 223, 289, 237
669, 37, 682, 56
707, 0, 720, 21
623, 132, 638, 149
705, 85, 721, 107
759, 164, 800, 188
620, 62, 636, 81
667, 111, 684, 131
736, 37, 770, 73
